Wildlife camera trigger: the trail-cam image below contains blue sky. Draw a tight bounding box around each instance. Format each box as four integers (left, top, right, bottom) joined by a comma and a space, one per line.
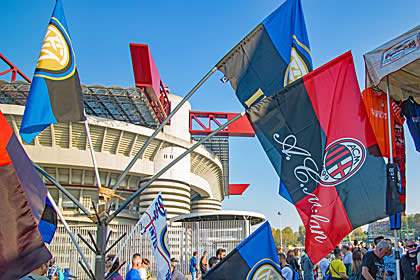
1, 0, 419, 231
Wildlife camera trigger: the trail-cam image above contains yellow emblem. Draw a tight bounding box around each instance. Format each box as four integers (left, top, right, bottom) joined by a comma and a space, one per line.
284, 47, 309, 86
250, 264, 283, 280
37, 23, 69, 71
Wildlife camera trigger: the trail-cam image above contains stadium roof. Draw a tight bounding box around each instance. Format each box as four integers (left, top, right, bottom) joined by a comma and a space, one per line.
0, 80, 159, 128
170, 210, 266, 226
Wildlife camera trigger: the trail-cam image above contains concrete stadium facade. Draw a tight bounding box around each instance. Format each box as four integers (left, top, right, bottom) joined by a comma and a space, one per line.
0, 93, 226, 225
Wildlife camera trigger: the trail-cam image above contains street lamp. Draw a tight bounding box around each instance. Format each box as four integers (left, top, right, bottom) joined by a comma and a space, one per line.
278, 211, 283, 249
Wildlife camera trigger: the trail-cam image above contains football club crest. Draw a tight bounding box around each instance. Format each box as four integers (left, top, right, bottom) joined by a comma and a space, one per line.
320, 138, 366, 186
284, 47, 310, 86
247, 259, 282, 280
35, 17, 76, 81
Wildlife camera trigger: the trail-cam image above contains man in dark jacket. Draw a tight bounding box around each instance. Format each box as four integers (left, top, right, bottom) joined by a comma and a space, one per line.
400, 239, 418, 280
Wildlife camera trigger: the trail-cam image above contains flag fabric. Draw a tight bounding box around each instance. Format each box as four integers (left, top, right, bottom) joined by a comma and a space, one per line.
246, 52, 403, 263
38, 197, 58, 244
202, 221, 281, 280
20, 0, 85, 144
216, 0, 312, 109
139, 193, 171, 280
0, 110, 52, 280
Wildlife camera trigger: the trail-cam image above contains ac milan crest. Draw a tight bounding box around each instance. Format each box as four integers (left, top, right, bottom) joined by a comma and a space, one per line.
320, 138, 366, 186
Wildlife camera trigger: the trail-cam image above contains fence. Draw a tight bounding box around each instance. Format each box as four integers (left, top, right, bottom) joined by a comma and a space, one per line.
49, 220, 247, 279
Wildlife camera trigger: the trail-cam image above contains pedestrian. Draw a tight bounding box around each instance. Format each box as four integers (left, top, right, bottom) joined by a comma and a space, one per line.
384, 239, 397, 280
19, 261, 50, 280
330, 248, 349, 280
301, 249, 315, 280
288, 250, 302, 279
400, 239, 418, 280
47, 258, 64, 280
320, 252, 332, 279
350, 249, 363, 280
138, 258, 151, 280
208, 256, 220, 270
216, 248, 226, 260
126, 254, 142, 280
170, 258, 187, 280
189, 251, 199, 280
200, 251, 208, 274
104, 254, 123, 280
361, 240, 390, 280
342, 245, 353, 275
279, 253, 294, 280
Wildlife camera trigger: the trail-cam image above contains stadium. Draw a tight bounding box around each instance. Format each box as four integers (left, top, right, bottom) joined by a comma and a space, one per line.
0, 48, 265, 277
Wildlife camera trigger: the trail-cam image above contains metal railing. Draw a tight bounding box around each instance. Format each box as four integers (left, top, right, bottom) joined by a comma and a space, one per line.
49, 220, 247, 279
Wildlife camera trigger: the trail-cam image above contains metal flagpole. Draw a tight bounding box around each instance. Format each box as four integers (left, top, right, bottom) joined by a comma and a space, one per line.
83, 116, 102, 189
107, 111, 246, 223
385, 76, 401, 280
34, 162, 92, 217
109, 67, 217, 193
46, 192, 95, 279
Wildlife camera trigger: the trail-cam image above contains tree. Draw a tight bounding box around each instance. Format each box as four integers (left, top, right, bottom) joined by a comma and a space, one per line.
296, 225, 305, 245
282, 226, 297, 246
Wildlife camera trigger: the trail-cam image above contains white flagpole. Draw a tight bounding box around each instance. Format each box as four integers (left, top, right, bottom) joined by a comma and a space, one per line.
83, 114, 102, 189
111, 217, 143, 265
46, 191, 95, 278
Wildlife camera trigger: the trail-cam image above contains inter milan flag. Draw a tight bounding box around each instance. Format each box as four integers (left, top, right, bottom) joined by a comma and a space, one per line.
217, 0, 312, 109
20, 0, 85, 144
203, 221, 281, 280
0, 110, 53, 280
246, 52, 403, 263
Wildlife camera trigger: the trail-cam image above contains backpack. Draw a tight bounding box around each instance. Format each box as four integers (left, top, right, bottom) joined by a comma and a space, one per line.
282, 264, 300, 280
324, 263, 333, 280
146, 269, 152, 280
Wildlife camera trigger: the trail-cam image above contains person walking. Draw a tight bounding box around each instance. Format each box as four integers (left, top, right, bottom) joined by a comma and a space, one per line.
343, 245, 353, 276
20, 261, 50, 280
361, 240, 391, 280
350, 249, 363, 280
138, 258, 151, 280
200, 251, 209, 274
400, 239, 418, 280
279, 253, 294, 280
330, 248, 349, 280
171, 258, 187, 280
104, 254, 123, 280
189, 251, 199, 280
301, 250, 315, 280
126, 254, 142, 280
320, 252, 332, 279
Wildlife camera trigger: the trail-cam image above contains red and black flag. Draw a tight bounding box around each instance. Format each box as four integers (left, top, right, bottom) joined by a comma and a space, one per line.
246, 52, 403, 263
0, 110, 53, 279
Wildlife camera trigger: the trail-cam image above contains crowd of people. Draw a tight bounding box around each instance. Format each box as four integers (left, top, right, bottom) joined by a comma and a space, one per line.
277, 236, 420, 280
18, 237, 419, 280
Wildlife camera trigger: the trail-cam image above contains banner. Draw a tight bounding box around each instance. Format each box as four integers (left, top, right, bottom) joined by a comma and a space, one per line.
20, 0, 85, 144
140, 192, 171, 280
246, 52, 403, 263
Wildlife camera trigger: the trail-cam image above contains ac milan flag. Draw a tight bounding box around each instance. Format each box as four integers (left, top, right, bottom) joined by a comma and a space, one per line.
246, 52, 403, 263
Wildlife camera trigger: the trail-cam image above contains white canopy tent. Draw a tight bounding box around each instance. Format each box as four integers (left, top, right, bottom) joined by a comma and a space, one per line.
364, 24, 420, 280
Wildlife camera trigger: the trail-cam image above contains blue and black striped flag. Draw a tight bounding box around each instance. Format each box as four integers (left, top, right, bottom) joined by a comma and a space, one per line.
20, 0, 85, 144
216, 0, 312, 109
203, 221, 281, 280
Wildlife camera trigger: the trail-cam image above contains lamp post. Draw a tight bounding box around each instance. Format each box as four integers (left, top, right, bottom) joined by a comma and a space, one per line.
278, 211, 283, 249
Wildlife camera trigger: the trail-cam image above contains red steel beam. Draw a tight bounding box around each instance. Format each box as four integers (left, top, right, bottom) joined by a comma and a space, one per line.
228, 184, 250, 195
0, 52, 31, 82
189, 111, 255, 137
